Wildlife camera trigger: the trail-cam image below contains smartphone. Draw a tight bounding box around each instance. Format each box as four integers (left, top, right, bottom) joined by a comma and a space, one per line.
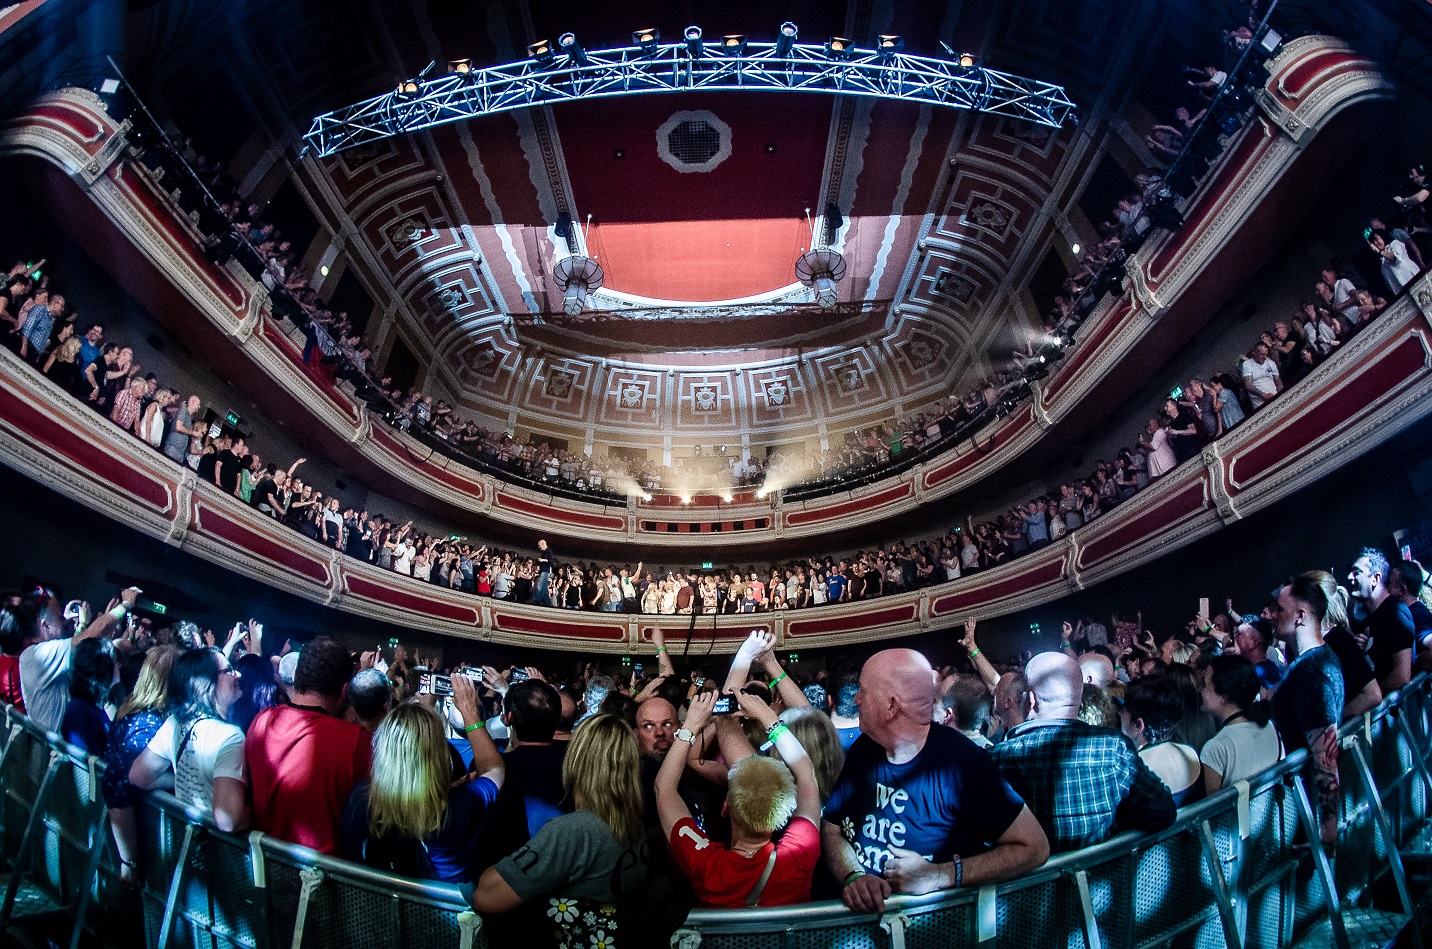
509, 667, 530, 683
633, 662, 643, 677
421, 673, 453, 697
694, 676, 706, 688
1402, 544, 1414, 562
1199, 597, 1210, 619
711, 695, 735, 715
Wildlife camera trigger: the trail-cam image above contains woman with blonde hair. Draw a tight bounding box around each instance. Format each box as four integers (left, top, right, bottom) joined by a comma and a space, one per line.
1304, 569, 1383, 717
103, 644, 180, 882
469, 714, 648, 944
342, 674, 504, 882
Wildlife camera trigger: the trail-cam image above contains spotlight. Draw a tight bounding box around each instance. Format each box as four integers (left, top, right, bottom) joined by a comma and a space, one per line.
876, 34, 903, 56
756, 488, 767, 499
721, 34, 747, 56
825, 36, 853, 60
559, 33, 588, 66
958, 52, 977, 69
528, 39, 554, 64
722, 492, 733, 502
684, 26, 703, 57
775, 21, 798, 58
642, 494, 653, 502
448, 58, 472, 75
681, 494, 691, 504
633, 27, 660, 56
395, 80, 419, 98
1070, 242, 1081, 255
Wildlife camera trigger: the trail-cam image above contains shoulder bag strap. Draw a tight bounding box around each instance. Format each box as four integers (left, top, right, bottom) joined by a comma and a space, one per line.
745, 847, 780, 907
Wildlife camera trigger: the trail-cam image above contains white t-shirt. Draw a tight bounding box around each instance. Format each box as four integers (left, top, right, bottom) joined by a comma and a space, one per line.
1240, 357, 1280, 406
146, 715, 246, 816
19, 638, 73, 733
1199, 719, 1282, 786
1381, 239, 1421, 293
393, 543, 416, 575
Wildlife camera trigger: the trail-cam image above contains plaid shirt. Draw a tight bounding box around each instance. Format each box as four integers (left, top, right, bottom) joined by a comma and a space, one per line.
989, 718, 1175, 852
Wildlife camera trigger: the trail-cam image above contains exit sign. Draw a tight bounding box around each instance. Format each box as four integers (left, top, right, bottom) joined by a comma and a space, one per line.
225, 411, 242, 427
702, 561, 713, 570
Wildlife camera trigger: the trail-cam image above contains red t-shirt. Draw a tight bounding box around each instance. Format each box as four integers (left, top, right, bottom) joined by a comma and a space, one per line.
0, 655, 23, 711
668, 816, 821, 908
245, 704, 372, 854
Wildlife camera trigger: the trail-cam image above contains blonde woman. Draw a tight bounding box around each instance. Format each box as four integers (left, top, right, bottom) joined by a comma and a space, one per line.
342, 674, 503, 883
469, 714, 648, 943
103, 645, 180, 882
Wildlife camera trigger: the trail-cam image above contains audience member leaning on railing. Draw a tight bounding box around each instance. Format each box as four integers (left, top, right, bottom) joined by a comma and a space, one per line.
1, 544, 1430, 942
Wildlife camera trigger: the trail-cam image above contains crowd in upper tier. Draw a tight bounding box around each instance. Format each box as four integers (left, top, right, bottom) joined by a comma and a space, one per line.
2, 540, 1429, 945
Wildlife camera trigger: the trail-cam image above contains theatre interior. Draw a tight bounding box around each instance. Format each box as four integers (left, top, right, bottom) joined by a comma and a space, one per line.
2, 0, 1432, 946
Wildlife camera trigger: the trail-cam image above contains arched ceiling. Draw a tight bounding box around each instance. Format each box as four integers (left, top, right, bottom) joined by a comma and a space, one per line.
137, 0, 1197, 449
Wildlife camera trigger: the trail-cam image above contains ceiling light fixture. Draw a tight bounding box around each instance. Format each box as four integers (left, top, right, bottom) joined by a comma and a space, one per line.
775, 21, 798, 58
553, 254, 604, 315
721, 34, 747, 56
633, 28, 660, 56
558, 33, 588, 66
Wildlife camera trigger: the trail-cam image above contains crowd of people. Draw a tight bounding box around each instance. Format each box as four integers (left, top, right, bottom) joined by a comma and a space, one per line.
4, 143, 1423, 623
3, 541, 1427, 946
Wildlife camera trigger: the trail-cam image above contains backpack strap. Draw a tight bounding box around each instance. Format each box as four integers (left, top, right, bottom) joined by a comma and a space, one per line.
745, 847, 780, 907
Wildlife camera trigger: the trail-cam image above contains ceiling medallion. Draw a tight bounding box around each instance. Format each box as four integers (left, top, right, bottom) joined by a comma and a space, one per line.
656, 110, 732, 173
693, 385, 719, 411
764, 378, 790, 407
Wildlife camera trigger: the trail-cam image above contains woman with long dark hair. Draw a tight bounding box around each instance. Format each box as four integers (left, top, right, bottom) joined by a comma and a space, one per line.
129, 647, 249, 832
226, 652, 278, 733
1199, 655, 1282, 793
60, 637, 117, 755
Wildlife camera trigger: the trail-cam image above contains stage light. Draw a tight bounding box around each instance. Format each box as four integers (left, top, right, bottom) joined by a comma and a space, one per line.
684, 26, 703, 57
528, 39, 554, 64
877, 34, 903, 57
958, 52, 977, 69
775, 22, 798, 58
721, 34, 747, 56
722, 492, 733, 502
633, 28, 660, 56
1071, 242, 1081, 255
396, 80, 419, 98
559, 33, 588, 66
448, 59, 472, 75
825, 37, 853, 60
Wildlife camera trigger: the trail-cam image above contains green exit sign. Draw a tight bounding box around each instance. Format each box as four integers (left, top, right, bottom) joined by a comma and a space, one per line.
702, 561, 713, 570
225, 411, 242, 427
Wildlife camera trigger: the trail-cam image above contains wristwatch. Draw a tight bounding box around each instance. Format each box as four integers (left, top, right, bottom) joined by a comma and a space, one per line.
673, 727, 696, 744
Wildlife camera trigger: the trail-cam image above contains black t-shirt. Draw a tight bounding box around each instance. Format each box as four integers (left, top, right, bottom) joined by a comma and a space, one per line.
196, 452, 218, 483
213, 449, 240, 492
1362, 597, 1415, 684
1409, 600, 1432, 644
824, 724, 1025, 874
1272, 644, 1343, 751
1324, 627, 1375, 705
250, 477, 280, 511
483, 743, 570, 866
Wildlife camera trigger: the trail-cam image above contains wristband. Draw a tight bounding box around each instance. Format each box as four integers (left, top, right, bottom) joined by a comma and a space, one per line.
759, 723, 790, 752
463, 722, 482, 735
952, 854, 963, 888
656, 646, 667, 654
108, 605, 129, 621
769, 671, 788, 688
843, 870, 866, 887
968, 647, 981, 659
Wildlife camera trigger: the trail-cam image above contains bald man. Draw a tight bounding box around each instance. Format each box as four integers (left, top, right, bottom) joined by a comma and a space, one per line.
822, 649, 1050, 912
989, 652, 1174, 852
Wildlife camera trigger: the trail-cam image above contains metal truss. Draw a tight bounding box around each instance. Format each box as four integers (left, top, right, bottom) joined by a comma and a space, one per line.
304, 41, 1076, 157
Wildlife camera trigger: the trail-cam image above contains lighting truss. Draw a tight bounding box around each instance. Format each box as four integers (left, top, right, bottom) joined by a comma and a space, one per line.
303, 39, 1076, 157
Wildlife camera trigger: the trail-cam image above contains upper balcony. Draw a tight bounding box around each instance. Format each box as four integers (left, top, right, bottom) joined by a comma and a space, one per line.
0, 35, 1397, 550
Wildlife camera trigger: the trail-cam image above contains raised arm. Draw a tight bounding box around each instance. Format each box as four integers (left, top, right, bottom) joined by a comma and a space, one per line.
724, 629, 773, 694
754, 643, 809, 708
650, 625, 676, 678
453, 673, 505, 789
658, 691, 714, 838
960, 617, 1000, 691
79, 586, 140, 641
737, 692, 819, 823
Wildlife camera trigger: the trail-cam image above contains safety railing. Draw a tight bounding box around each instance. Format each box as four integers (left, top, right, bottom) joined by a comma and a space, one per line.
2, 674, 1430, 949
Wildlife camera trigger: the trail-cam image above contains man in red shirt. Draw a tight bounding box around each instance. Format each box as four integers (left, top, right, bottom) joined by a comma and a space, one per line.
657, 690, 821, 907
245, 637, 371, 854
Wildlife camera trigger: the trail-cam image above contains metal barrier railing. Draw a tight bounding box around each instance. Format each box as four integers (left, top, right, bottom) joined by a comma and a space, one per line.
2, 675, 1430, 949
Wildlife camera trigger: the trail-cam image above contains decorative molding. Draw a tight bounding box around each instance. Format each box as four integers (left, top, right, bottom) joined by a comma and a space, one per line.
1202, 441, 1240, 525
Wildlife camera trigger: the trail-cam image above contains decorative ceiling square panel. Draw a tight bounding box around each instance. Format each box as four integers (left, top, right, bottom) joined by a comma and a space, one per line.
675, 373, 738, 429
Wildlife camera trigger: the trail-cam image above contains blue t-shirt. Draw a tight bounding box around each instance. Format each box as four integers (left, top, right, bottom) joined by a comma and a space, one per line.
835, 725, 862, 752
343, 775, 501, 883
827, 574, 847, 602
824, 725, 1025, 874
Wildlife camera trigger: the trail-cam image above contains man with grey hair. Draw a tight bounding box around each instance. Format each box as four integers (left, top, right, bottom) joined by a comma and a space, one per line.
822, 648, 1049, 913
580, 673, 617, 723
935, 674, 994, 748
989, 652, 1174, 853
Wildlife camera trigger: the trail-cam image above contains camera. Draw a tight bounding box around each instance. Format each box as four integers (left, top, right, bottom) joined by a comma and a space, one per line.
712, 695, 735, 715
509, 667, 530, 683
419, 668, 480, 697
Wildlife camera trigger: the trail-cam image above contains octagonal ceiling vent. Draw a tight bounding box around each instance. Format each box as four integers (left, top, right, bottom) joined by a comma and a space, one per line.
656, 110, 732, 173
